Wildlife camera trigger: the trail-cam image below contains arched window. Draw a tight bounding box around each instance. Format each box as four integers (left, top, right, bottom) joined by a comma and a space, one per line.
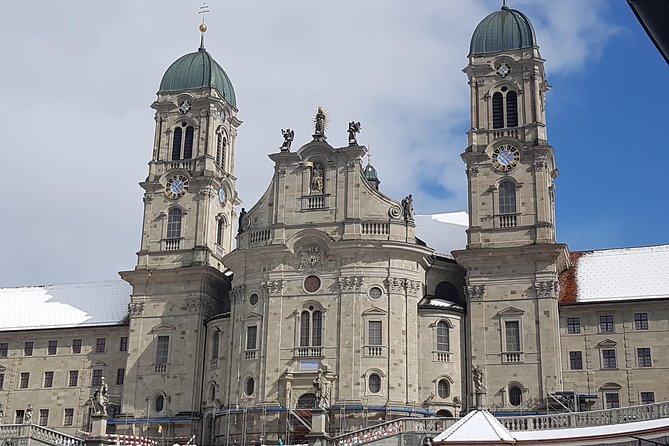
437, 379, 450, 398
506, 91, 518, 127
155, 395, 165, 412
436, 321, 449, 352
245, 377, 255, 396
509, 386, 522, 406
297, 393, 317, 409
368, 373, 381, 393
217, 133, 227, 169
184, 126, 194, 159
216, 218, 224, 246
211, 332, 219, 359
299, 307, 323, 348
499, 181, 517, 214
209, 383, 216, 402
435, 281, 460, 302
167, 208, 182, 239
171, 127, 183, 160
492, 92, 504, 129
435, 409, 453, 418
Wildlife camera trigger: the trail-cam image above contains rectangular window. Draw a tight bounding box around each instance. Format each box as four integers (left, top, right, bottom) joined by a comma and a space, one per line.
602, 349, 617, 369
48, 340, 58, 355
92, 369, 103, 386
69, 371, 79, 387
39, 409, 49, 426
637, 348, 652, 367
72, 339, 82, 354
567, 317, 581, 334
368, 321, 383, 346
15, 410, 25, 424
0, 373, 4, 390
641, 392, 655, 404
605, 392, 620, 409
156, 336, 170, 364
63, 408, 74, 426
246, 327, 257, 350
0, 342, 8, 357
634, 313, 649, 330
20, 372, 30, 388
95, 338, 106, 353
24, 341, 34, 356
569, 351, 583, 370
44, 371, 54, 388
599, 315, 614, 332
504, 320, 521, 351
116, 368, 125, 385
119, 336, 128, 352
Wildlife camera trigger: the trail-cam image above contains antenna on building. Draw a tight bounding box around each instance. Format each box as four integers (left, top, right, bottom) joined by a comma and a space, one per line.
198, 2, 210, 50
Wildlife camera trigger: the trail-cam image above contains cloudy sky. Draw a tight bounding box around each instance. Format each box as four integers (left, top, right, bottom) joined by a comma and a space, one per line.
0, 1, 667, 288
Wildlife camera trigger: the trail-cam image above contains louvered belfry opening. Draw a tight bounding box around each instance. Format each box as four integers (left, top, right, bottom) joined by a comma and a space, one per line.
184, 126, 194, 159
506, 90, 518, 127
171, 127, 182, 160
493, 92, 504, 128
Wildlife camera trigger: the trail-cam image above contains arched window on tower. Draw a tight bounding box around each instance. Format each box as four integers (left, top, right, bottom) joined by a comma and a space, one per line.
216, 133, 227, 169
211, 331, 219, 359
171, 127, 183, 160
492, 92, 504, 129
499, 181, 517, 214
436, 321, 450, 353
184, 126, 194, 159
506, 91, 518, 127
166, 208, 182, 250
216, 218, 224, 246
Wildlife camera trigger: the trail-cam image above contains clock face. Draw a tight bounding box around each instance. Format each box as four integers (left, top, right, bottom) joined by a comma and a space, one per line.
492, 145, 520, 172
495, 63, 512, 78
165, 175, 189, 199
218, 188, 226, 204
178, 100, 192, 114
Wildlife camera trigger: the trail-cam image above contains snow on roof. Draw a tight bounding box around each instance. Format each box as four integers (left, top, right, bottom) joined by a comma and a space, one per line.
511, 416, 669, 441
433, 410, 515, 443
415, 212, 468, 258
0, 280, 131, 331
560, 245, 669, 304
418, 296, 464, 311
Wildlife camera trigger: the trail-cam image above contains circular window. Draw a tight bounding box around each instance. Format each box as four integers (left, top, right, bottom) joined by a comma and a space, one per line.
437, 379, 450, 399
304, 275, 321, 293
368, 373, 381, 393
249, 293, 259, 306
509, 386, 522, 407
155, 395, 164, 412
245, 377, 255, 396
369, 286, 383, 300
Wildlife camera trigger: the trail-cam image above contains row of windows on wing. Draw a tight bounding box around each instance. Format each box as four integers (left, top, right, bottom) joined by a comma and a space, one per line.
566, 313, 650, 334
165, 208, 227, 245
3, 367, 125, 391
0, 337, 127, 357
169, 123, 228, 168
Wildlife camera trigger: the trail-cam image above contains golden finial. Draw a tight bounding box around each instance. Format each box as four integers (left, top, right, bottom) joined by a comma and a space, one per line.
198, 2, 210, 49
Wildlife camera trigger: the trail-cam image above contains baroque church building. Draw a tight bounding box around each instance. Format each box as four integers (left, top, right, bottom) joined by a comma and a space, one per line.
1, 5, 669, 446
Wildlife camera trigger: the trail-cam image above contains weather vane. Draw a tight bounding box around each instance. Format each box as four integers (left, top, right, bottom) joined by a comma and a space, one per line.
198, 2, 210, 48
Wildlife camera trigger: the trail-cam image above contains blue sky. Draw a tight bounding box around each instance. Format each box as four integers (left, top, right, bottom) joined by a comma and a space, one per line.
0, 1, 666, 287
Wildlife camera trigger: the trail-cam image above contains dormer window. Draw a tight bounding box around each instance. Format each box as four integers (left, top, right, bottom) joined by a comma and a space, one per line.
172, 123, 194, 160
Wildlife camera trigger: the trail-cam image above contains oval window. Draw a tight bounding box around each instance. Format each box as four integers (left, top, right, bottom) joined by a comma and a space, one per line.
155, 395, 164, 412
369, 286, 383, 300
509, 386, 522, 406
437, 379, 450, 399
368, 373, 381, 393
249, 293, 259, 305
245, 377, 255, 396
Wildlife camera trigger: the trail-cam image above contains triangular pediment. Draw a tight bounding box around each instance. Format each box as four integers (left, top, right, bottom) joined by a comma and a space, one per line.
497, 307, 525, 317
362, 307, 387, 316
149, 323, 176, 333
596, 339, 617, 348
245, 311, 263, 320
91, 360, 108, 367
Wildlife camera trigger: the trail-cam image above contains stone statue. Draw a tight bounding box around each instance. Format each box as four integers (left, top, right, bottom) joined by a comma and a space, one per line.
91, 377, 110, 415
313, 369, 330, 409
311, 165, 324, 192
313, 106, 327, 141
24, 404, 33, 424
347, 121, 362, 145
0, 402, 4, 424
401, 194, 415, 221
237, 208, 247, 234
472, 365, 485, 392
280, 128, 294, 152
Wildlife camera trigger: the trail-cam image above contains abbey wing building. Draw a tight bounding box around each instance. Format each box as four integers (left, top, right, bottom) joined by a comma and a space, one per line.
1, 5, 668, 446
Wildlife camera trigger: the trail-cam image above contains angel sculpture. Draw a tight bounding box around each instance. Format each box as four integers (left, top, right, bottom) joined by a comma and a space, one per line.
280, 128, 294, 152
348, 121, 362, 145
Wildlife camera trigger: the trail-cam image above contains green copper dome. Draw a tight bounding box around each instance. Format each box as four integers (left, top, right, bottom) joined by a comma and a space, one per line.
159, 47, 236, 108
470, 6, 537, 55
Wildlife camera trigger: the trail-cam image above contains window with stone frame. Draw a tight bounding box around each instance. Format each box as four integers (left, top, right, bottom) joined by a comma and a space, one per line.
156, 336, 170, 365
171, 124, 195, 160
95, 338, 106, 353
368, 373, 382, 393
69, 371, 79, 387
20, 372, 29, 388
634, 313, 649, 330
492, 88, 519, 129
63, 408, 74, 426
599, 315, 614, 332
48, 340, 57, 355
39, 409, 49, 426
299, 307, 323, 349
602, 349, 617, 369
72, 339, 82, 354
216, 218, 225, 246
641, 392, 655, 404
119, 337, 128, 352
44, 371, 54, 388
436, 321, 450, 352
437, 379, 450, 399
637, 348, 652, 367
368, 321, 382, 346
0, 373, 4, 390
509, 386, 522, 406
92, 369, 103, 386
498, 181, 517, 215
0, 342, 8, 357
569, 351, 583, 370
166, 208, 182, 239
504, 320, 521, 352
246, 326, 258, 351
116, 368, 125, 385
24, 341, 33, 356
15, 410, 24, 424
605, 392, 620, 409
567, 317, 581, 334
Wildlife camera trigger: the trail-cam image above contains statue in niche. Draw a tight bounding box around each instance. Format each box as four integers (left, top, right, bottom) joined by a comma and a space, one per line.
24, 405, 33, 424
280, 128, 294, 152
472, 365, 485, 391
238, 208, 247, 234
313, 106, 328, 141
401, 194, 415, 221
347, 121, 362, 145
311, 164, 324, 193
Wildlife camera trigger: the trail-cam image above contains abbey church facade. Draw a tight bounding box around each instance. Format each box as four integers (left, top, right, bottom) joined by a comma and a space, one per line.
1, 5, 668, 446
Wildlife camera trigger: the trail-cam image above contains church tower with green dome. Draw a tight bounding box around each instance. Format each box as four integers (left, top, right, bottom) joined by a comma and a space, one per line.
453, 4, 570, 411
118, 22, 240, 438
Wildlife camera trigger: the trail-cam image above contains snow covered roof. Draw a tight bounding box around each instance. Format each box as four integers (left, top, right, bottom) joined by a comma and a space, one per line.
415, 212, 468, 258
418, 296, 465, 311
0, 280, 131, 331
559, 244, 669, 304
433, 410, 515, 443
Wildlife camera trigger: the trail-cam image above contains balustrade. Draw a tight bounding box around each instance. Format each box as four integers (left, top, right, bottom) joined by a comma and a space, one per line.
154, 364, 167, 373
498, 214, 518, 228
362, 222, 389, 235
249, 229, 271, 245
164, 238, 180, 250
502, 351, 523, 363
294, 346, 324, 358
245, 349, 257, 360
364, 345, 386, 357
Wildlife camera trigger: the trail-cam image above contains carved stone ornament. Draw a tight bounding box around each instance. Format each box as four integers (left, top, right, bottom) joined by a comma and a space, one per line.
197, 188, 217, 200
533, 157, 549, 171
465, 284, 486, 300
387, 277, 404, 293
128, 302, 145, 316
186, 296, 213, 313
388, 205, 402, 219
405, 279, 421, 295
298, 246, 325, 272
230, 285, 246, 303
262, 280, 286, 296
467, 166, 480, 177
338, 276, 363, 292
534, 280, 559, 298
